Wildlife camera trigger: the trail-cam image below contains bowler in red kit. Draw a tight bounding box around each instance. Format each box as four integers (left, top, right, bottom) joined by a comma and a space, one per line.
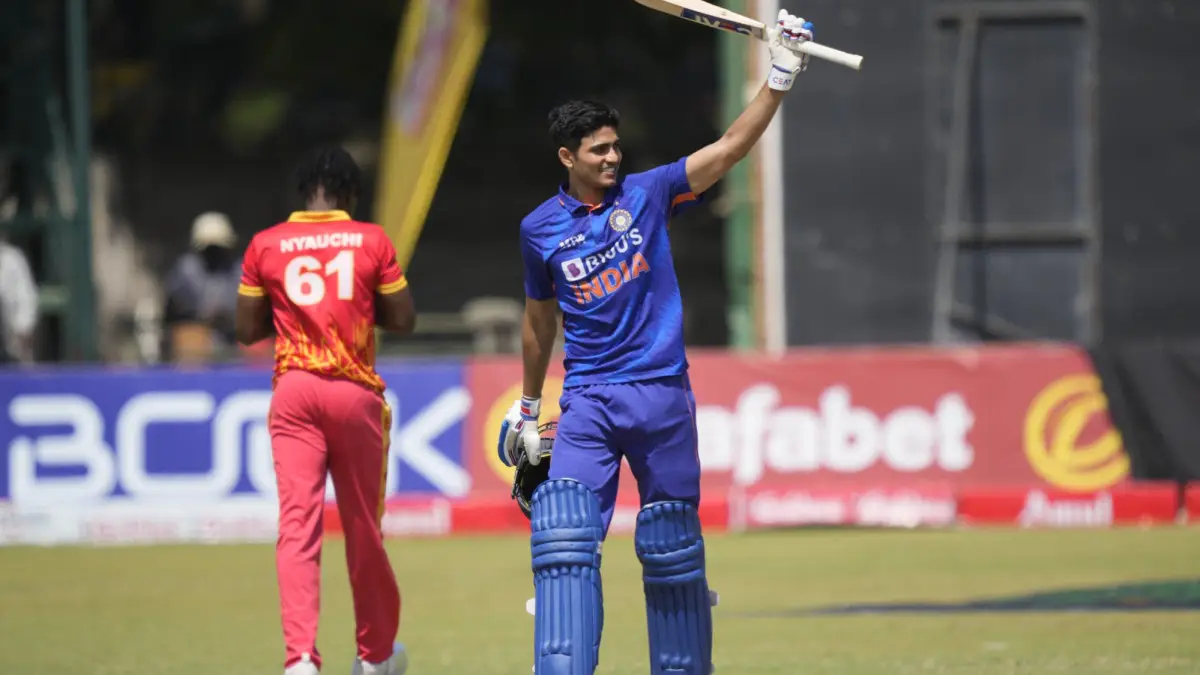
235, 147, 415, 675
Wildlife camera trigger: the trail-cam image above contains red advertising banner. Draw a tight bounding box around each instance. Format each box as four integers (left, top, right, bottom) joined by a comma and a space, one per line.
464, 344, 1129, 503
729, 484, 957, 530
686, 344, 1127, 494
955, 484, 1178, 527
321, 496, 731, 537
1186, 484, 1200, 523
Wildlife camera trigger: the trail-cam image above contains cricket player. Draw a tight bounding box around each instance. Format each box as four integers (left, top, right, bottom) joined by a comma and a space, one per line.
235, 147, 415, 675
498, 11, 814, 675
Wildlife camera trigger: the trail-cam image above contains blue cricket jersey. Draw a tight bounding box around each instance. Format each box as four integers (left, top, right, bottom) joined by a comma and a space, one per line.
521, 156, 700, 388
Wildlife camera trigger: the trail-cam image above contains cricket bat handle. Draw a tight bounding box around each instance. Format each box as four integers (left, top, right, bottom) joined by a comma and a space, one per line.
790, 40, 863, 71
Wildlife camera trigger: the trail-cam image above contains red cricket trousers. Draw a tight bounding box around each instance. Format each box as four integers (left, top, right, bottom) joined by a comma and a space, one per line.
269, 369, 401, 669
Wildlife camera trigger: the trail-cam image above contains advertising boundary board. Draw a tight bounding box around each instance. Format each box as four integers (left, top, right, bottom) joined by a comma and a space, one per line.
1, 343, 1195, 544
1186, 484, 1200, 523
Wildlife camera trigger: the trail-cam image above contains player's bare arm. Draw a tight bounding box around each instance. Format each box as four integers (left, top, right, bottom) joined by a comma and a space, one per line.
375, 286, 416, 336
234, 293, 273, 345
497, 296, 557, 470
685, 12, 813, 195
684, 85, 785, 195
522, 297, 558, 400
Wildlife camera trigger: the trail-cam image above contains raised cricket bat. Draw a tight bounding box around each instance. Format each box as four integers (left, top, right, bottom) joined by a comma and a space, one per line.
633, 0, 863, 71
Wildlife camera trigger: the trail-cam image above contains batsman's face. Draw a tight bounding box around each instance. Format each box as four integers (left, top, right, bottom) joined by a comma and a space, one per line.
561, 126, 622, 189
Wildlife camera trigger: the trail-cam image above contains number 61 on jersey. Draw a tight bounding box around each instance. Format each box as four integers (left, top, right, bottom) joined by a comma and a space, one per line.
285, 250, 357, 306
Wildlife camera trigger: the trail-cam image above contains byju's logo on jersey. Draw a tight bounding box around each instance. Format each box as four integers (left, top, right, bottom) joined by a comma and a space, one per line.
562, 258, 587, 282
561, 228, 652, 305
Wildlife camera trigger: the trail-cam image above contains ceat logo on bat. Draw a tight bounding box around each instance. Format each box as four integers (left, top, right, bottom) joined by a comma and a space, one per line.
681, 8, 754, 35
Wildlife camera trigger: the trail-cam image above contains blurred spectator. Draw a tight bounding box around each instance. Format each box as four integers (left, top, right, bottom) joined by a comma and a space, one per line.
0, 234, 39, 365
163, 211, 242, 363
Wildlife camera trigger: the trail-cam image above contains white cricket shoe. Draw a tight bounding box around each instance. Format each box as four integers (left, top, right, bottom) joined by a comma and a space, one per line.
352, 642, 408, 675
285, 653, 320, 675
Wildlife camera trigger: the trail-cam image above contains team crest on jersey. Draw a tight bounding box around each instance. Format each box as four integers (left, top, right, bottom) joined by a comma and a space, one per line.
609, 208, 633, 233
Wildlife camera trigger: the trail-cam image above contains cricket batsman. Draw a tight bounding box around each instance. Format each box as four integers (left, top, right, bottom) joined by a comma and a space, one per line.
498, 10, 815, 675
235, 147, 416, 675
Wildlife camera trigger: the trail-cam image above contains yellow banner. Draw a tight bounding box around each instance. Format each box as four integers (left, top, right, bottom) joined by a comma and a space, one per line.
375, 0, 489, 271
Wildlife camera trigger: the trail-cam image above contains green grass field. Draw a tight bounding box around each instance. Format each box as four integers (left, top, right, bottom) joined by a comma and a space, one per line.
1, 527, 1197, 674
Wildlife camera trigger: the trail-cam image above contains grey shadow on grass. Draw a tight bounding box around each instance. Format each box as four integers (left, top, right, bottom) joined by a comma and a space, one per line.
734, 580, 1200, 617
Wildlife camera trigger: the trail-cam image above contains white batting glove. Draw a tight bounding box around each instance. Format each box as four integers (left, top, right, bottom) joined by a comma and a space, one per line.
499, 397, 543, 467
767, 10, 814, 91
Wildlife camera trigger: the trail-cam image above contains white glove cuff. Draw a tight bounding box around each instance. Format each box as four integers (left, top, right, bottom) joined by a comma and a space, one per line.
520, 396, 541, 418
768, 64, 798, 92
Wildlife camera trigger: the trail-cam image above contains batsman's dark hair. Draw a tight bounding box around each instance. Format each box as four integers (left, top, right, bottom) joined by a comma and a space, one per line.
548, 100, 620, 152
295, 146, 361, 207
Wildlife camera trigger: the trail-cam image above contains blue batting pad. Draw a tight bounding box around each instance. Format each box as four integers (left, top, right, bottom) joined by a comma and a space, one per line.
635, 502, 713, 675
530, 479, 605, 675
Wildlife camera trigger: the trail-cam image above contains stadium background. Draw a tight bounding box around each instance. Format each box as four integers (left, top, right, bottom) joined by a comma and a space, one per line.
3, 0, 1199, 539
1, 1, 1199, 673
